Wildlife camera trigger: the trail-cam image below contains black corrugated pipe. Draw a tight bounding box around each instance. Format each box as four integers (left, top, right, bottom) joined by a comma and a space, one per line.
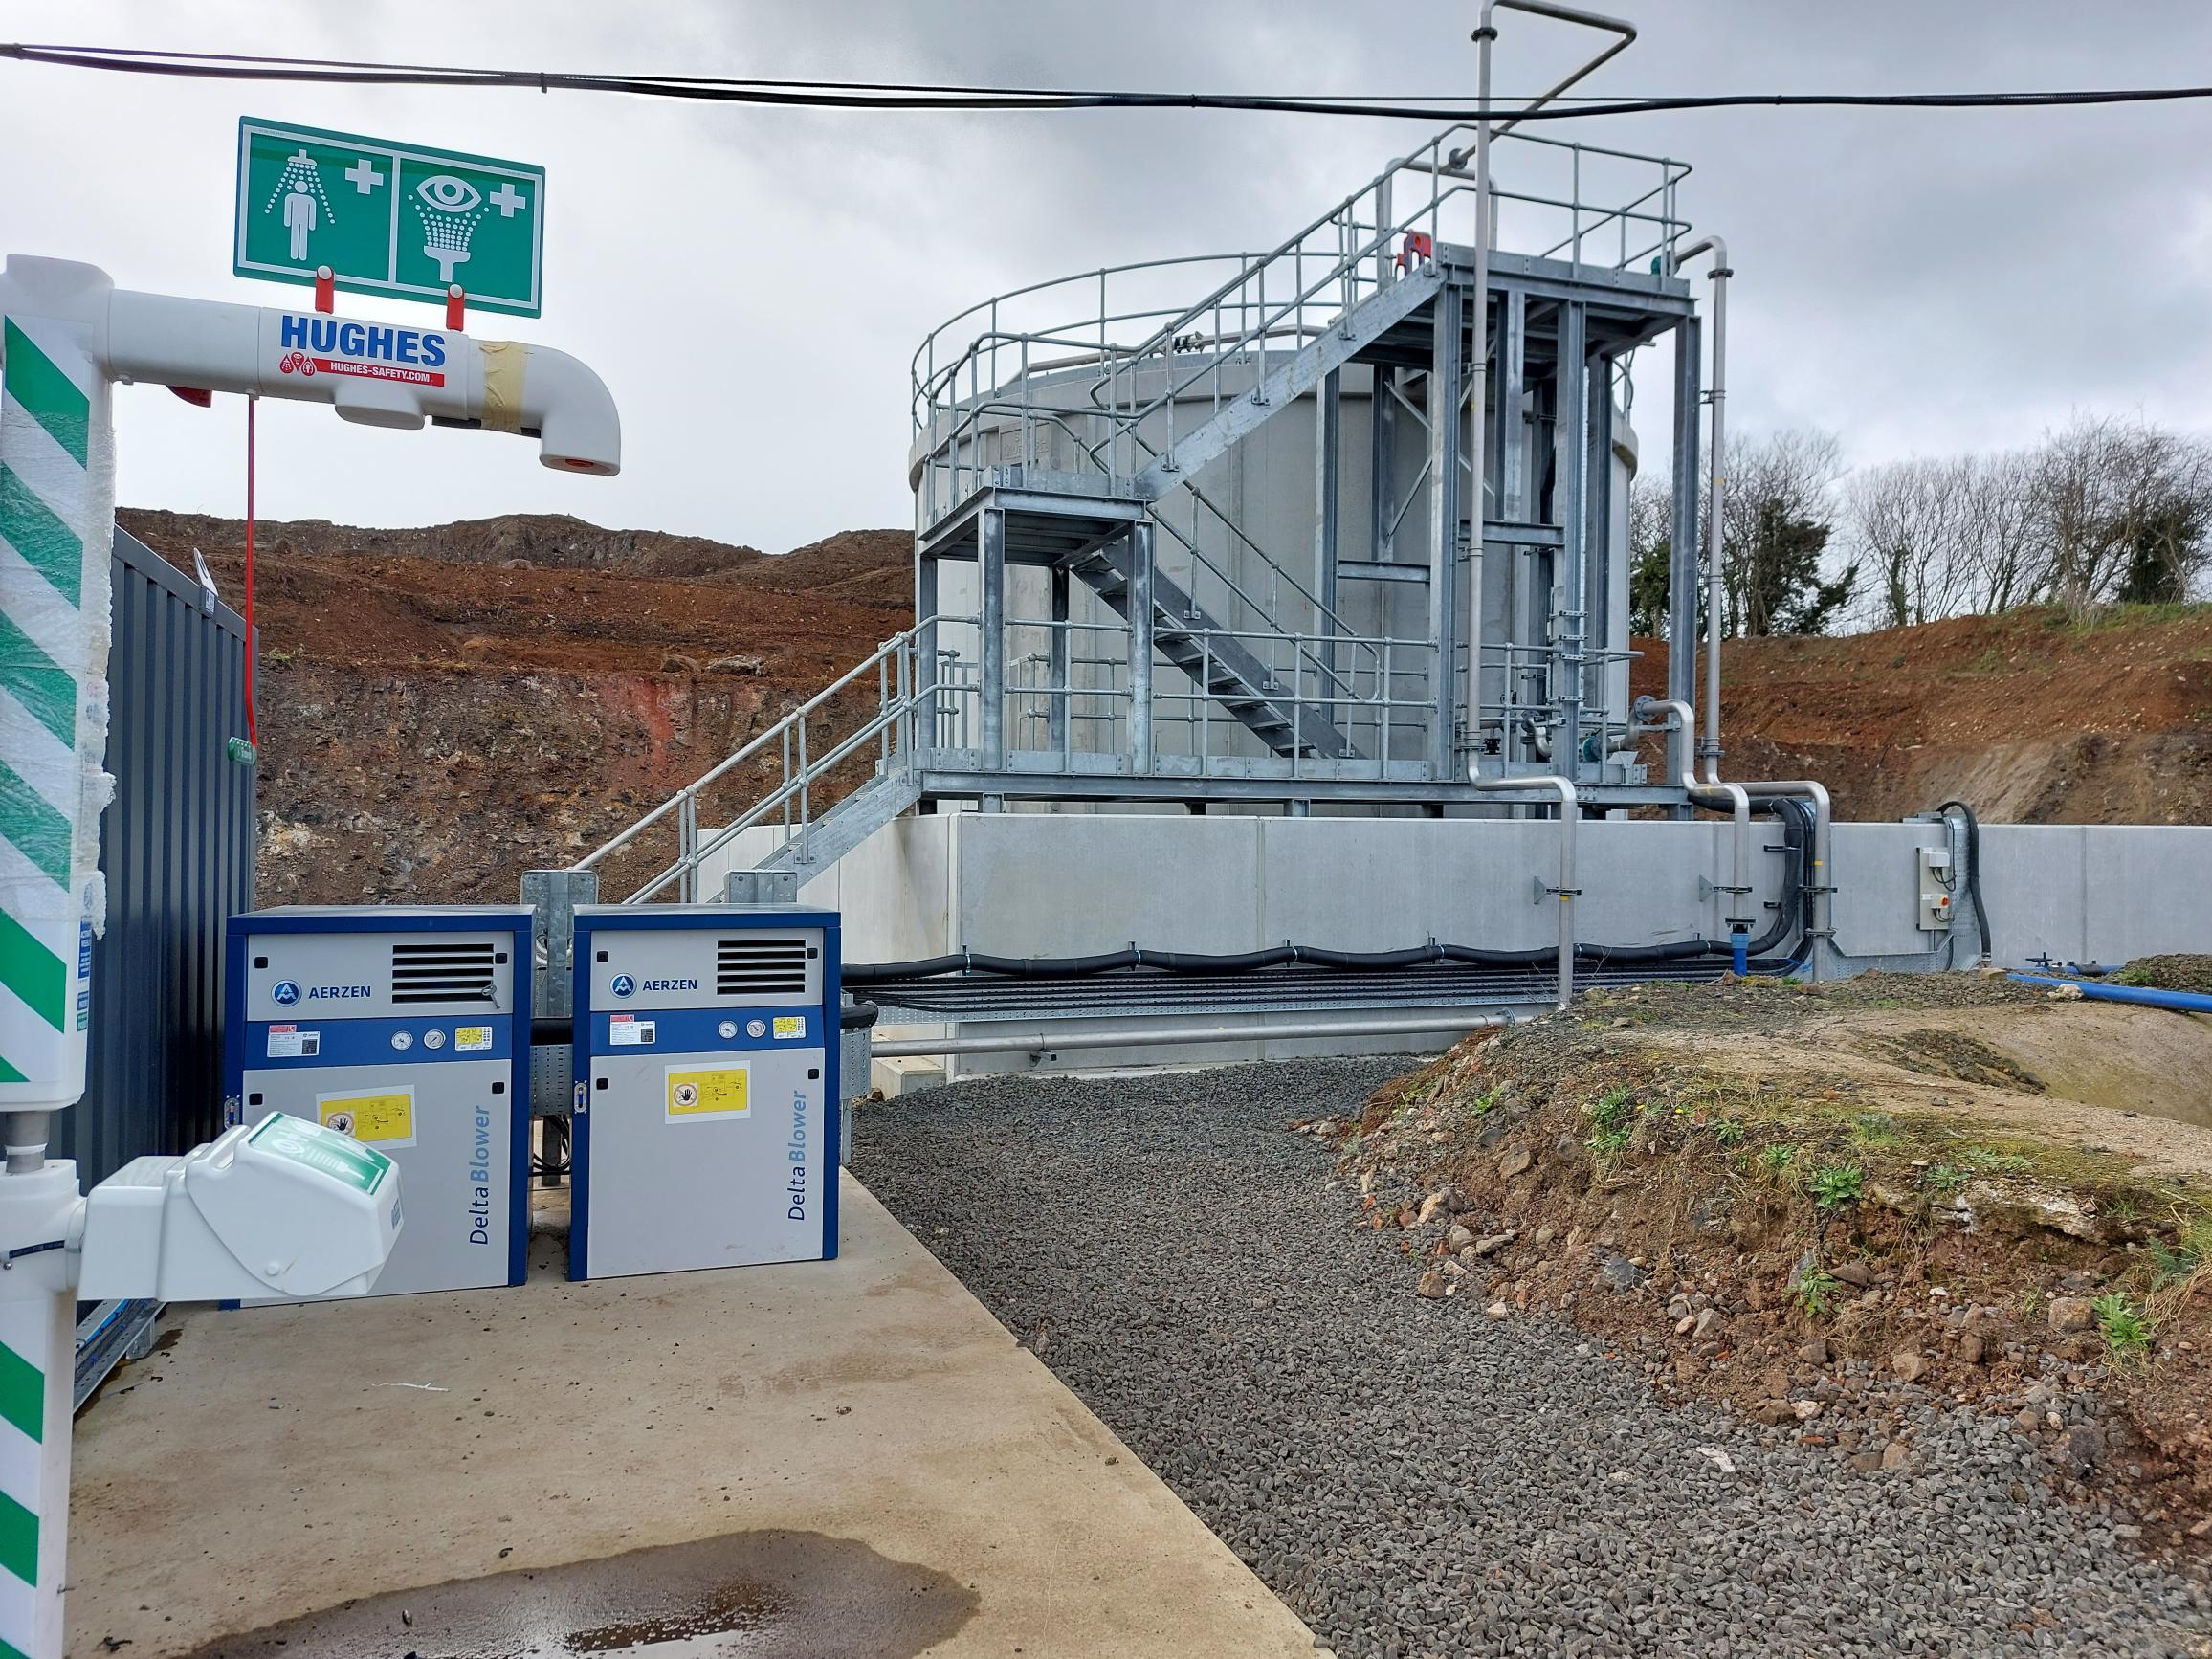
1937, 799, 1992, 966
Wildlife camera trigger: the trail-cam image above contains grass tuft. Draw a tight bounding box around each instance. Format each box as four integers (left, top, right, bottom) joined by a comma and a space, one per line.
1808, 1162, 1866, 1210
2091, 1293, 2155, 1363
1794, 1268, 1842, 1318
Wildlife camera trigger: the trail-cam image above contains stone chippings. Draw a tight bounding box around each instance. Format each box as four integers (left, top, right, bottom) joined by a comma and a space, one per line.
863, 1060, 2212, 1659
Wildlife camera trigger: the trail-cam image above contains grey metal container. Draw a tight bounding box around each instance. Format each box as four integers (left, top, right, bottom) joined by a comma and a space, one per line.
61, 529, 254, 1187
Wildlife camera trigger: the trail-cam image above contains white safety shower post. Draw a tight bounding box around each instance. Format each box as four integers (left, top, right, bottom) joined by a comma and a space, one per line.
0, 254, 619, 1659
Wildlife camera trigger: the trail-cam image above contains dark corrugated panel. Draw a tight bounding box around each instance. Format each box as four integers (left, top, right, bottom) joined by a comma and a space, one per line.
57, 530, 254, 1186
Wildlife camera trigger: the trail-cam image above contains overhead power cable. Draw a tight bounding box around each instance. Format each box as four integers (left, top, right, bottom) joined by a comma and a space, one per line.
9, 42, 2212, 123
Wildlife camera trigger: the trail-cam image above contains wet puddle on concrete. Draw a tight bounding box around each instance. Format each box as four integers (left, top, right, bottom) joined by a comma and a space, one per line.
177, 1530, 977, 1658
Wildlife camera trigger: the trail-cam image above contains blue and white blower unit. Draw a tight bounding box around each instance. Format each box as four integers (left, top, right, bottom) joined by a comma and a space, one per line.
568, 903, 841, 1280
224, 906, 534, 1295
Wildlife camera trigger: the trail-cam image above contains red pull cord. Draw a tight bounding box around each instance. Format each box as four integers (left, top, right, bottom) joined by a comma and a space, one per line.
244, 396, 258, 747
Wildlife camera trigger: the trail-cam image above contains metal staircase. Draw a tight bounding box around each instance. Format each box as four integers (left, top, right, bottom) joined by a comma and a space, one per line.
1066, 536, 1349, 759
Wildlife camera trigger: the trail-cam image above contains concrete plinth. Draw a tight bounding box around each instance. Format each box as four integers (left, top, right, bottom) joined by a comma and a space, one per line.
65, 1177, 1313, 1657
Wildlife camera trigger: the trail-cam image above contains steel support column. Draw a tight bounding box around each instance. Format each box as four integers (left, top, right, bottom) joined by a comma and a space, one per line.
1315, 366, 1341, 683
1371, 368, 1397, 564
1667, 316, 1702, 789
1427, 281, 1463, 773
1048, 564, 1071, 756
915, 551, 940, 751
978, 507, 1006, 770
1500, 288, 1528, 521
1129, 520, 1156, 773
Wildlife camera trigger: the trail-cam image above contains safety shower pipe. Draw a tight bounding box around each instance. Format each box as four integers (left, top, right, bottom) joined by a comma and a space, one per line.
1634, 697, 1751, 936
1668, 235, 1730, 779
1468, 772, 1579, 1009
1461, 1, 1637, 776
0, 254, 620, 1659
870, 1011, 1514, 1060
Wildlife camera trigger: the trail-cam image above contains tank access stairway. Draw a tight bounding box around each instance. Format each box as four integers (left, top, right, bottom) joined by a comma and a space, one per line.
1065, 535, 1350, 760
919, 233, 1447, 767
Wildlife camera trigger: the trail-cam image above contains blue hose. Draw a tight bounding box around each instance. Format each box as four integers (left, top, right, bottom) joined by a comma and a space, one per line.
2006, 973, 2212, 1015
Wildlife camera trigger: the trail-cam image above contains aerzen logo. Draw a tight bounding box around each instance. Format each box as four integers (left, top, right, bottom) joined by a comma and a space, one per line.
610, 974, 636, 999
272, 981, 301, 1007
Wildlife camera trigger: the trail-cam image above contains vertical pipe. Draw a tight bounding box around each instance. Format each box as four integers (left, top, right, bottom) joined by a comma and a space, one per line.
978, 509, 1006, 771
1557, 301, 1588, 783
1129, 521, 1156, 774
1700, 257, 1730, 782
1049, 564, 1071, 758
1585, 366, 1614, 758
1427, 281, 1462, 776
1667, 315, 1702, 788
1469, 774, 1578, 1011
1466, 20, 1495, 778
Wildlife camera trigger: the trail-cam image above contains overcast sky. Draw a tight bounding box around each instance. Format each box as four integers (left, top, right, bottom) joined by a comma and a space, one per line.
8, 1, 2212, 553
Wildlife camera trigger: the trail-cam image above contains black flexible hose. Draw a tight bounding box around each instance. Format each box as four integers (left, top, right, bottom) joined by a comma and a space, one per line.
1936, 799, 1992, 964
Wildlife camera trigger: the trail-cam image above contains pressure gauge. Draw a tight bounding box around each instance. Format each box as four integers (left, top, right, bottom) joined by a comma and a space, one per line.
718, 1019, 739, 1040
745, 1018, 767, 1039
422, 1029, 447, 1050
389, 1031, 413, 1051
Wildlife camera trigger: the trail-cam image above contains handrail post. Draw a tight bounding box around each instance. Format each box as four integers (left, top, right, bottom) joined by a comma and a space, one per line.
678, 790, 697, 904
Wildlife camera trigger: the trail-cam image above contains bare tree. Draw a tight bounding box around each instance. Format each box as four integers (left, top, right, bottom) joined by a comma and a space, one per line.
1718, 430, 1854, 636
2027, 414, 2212, 613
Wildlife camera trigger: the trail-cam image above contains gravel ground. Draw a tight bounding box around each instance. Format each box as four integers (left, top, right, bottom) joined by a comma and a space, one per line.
861, 1059, 2212, 1659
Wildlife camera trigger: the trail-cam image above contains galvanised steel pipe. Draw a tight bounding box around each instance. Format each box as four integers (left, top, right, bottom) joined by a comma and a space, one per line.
1469, 772, 1579, 1009
871, 1011, 1515, 1059
1461, 0, 1638, 779
1634, 697, 1751, 936
1733, 777, 1831, 981
1668, 235, 1730, 781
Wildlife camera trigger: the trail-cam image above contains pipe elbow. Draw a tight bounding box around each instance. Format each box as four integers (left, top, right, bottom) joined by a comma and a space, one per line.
1669, 235, 1730, 278
507, 343, 622, 476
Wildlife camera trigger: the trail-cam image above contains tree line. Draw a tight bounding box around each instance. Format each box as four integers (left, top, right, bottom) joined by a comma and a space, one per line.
1626, 412, 2212, 638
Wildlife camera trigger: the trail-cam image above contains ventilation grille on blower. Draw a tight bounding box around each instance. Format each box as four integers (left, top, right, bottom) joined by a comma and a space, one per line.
389, 940, 499, 1006
718, 936, 810, 998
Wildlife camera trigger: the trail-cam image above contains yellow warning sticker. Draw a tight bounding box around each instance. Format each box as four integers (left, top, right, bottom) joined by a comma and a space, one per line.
667, 1061, 750, 1122
772, 1015, 806, 1041
316, 1088, 416, 1148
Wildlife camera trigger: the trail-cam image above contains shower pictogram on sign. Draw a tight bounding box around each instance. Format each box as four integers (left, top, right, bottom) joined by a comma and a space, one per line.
264, 148, 336, 262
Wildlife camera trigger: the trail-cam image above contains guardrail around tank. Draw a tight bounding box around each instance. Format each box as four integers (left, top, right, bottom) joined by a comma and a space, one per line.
566, 606, 1454, 900
910, 123, 1691, 519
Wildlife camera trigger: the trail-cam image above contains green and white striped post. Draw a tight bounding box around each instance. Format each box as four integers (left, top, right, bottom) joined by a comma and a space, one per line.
0, 277, 118, 1659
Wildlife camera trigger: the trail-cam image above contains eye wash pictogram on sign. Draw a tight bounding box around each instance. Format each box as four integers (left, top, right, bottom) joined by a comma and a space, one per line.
234, 118, 546, 317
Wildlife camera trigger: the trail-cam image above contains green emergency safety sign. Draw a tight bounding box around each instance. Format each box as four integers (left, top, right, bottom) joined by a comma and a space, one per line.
250, 1112, 393, 1195
233, 118, 545, 317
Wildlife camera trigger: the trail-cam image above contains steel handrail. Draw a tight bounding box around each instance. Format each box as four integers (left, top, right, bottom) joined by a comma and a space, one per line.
574, 626, 931, 874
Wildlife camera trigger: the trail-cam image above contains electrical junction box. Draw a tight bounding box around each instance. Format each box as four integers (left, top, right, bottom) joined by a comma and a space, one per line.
224, 906, 532, 1296
568, 903, 841, 1281
1917, 845, 1957, 933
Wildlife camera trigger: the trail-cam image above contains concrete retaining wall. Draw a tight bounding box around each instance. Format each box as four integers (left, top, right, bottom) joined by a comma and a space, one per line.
699, 813, 2212, 1074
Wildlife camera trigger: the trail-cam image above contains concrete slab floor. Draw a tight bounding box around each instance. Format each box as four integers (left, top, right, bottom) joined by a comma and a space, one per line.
65, 1175, 1315, 1658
